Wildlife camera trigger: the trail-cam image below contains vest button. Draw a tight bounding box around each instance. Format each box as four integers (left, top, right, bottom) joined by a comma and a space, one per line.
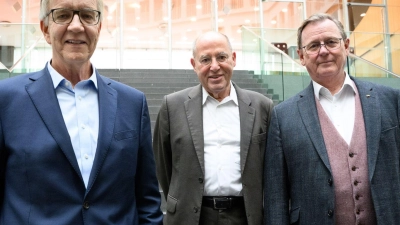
354, 180, 359, 186
349, 152, 354, 157
327, 210, 334, 217
355, 195, 360, 200
193, 207, 198, 213
352, 166, 357, 171
198, 178, 203, 183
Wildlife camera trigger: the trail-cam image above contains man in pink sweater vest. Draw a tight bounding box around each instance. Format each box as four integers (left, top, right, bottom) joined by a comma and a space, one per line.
264, 13, 400, 225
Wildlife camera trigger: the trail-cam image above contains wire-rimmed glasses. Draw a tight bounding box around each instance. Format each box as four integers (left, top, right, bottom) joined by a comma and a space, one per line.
46, 8, 101, 26
302, 37, 343, 55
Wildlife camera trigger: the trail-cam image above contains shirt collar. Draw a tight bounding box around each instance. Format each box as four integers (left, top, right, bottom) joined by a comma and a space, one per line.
47, 61, 98, 90
202, 81, 238, 105
312, 72, 356, 100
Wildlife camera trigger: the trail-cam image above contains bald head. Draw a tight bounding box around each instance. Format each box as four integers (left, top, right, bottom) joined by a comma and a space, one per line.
192, 31, 233, 58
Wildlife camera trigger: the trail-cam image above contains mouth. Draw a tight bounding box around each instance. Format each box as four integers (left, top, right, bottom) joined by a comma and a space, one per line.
318, 60, 333, 64
209, 75, 222, 79
66, 40, 86, 45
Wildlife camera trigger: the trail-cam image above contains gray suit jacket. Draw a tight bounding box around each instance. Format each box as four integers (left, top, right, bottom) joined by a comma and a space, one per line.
153, 83, 274, 225
264, 77, 400, 225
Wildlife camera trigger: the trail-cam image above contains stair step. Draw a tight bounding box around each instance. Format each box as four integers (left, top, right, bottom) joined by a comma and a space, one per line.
97, 69, 273, 134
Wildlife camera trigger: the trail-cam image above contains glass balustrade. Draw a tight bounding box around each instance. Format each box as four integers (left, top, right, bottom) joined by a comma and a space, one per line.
242, 26, 400, 102
0, 23, 48, 80
242, 27, 309, 102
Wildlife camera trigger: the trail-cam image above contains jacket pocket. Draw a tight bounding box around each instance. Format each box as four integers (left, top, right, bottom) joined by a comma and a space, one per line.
290, 206, 300, 224
114, 130, 137, 141
167, 194, 178, 214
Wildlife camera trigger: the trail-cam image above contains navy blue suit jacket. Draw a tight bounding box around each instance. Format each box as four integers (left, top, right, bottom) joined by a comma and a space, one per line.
0, 66, 163, 225
264, 77, 400, 225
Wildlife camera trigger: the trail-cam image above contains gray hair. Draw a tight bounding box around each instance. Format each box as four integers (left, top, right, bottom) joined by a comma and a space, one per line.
39, 0, 104, 26
192, 31, 233, 58
297, 13, 347, 49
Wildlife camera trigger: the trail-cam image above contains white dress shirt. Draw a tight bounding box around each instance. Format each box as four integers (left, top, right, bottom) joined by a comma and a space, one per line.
48, 62, 99, 188
202, 82, 242, 196
313, 73, 356, 145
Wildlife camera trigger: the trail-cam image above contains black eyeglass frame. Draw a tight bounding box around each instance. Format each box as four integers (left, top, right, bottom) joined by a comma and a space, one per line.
45, 8, 101, 26
301, 37, 343, 55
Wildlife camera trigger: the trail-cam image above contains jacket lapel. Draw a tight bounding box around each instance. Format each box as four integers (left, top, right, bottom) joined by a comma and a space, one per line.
353, 79, 380, 181
25, 68, 83, 181
86, 74, 117, 192
298, 83, 332, 172
235, 84, 255, 173
185, 85, 205, 174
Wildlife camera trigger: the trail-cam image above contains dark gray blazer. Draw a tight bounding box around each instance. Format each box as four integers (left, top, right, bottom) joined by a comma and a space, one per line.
153, 83, 274, 225
264, 77, 400, 225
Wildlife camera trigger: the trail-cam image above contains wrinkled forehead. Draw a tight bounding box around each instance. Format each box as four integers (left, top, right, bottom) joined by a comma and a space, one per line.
301, 20, 341, 42
49, 0, 98, 10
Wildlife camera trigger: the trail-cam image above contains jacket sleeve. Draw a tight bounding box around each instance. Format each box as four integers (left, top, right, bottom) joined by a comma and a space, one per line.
152, 95, 172, 200
264, 107, 290, 225
0, 114, 4, 212
135, 94, 164, 224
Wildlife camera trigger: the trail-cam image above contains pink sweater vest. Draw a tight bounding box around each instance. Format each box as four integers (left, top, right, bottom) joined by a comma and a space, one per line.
316, 87, 376, 225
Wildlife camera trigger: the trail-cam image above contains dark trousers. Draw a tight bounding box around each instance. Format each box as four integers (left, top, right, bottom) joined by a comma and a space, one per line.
199, 203, 248, 225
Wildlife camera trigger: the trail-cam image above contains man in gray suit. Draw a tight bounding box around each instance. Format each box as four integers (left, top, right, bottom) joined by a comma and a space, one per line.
264, 13, 400, 225
153, 31, 274, 225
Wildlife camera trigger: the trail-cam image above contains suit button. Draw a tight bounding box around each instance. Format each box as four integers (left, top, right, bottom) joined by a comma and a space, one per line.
327, 210, 334, 217
83, 201, 90, 209
198, 178, 203, 183
193, 207, 198, 213
328, 178, 333, 186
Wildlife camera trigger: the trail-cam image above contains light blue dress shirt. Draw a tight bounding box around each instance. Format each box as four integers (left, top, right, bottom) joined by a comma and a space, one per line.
48, 63, 99, 188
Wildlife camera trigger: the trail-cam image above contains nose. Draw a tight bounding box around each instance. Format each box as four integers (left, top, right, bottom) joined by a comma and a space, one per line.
209, 58, 220, 71
318, 44, 330, 55
67, 14, 84, 31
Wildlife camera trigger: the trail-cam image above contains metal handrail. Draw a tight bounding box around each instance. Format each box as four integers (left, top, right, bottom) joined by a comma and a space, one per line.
242, 26, 400, 79
348, 53, 400, 78
241, 26, 303, 68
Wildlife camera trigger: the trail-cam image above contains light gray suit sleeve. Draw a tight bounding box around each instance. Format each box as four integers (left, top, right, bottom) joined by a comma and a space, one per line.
153, 95, 172, 200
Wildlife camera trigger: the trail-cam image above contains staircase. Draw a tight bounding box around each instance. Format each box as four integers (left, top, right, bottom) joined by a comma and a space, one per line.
98, 69, 279, 134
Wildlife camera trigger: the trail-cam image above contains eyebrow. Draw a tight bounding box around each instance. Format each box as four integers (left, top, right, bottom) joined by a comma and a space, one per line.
308, 37, 339, 43
199, 52, 228, 58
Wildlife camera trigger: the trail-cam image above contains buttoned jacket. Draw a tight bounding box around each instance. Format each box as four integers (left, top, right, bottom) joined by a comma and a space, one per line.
0, 66, 163, 225
264, 77, 400, 225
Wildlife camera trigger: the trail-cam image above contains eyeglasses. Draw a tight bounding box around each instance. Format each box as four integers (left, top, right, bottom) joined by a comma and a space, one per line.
198, 53, 230, 66
46, 8, 101, 26
302, 37, 343, 55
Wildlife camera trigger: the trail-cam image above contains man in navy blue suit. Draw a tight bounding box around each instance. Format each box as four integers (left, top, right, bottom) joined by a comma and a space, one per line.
0, 0, 163, 224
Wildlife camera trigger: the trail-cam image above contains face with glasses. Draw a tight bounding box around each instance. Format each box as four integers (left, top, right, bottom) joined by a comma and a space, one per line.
297, 19, 349, 88
191, 32, 236, 101
40, 0, 102, 71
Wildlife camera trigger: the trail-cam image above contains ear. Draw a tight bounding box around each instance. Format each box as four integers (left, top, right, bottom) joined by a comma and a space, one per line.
344, 38, 350, 56
40, 20, 51, 44
297, 49, 305, 66
231, 52, 236, 67
97, 21, 102, 33
190, 58, 196, 71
